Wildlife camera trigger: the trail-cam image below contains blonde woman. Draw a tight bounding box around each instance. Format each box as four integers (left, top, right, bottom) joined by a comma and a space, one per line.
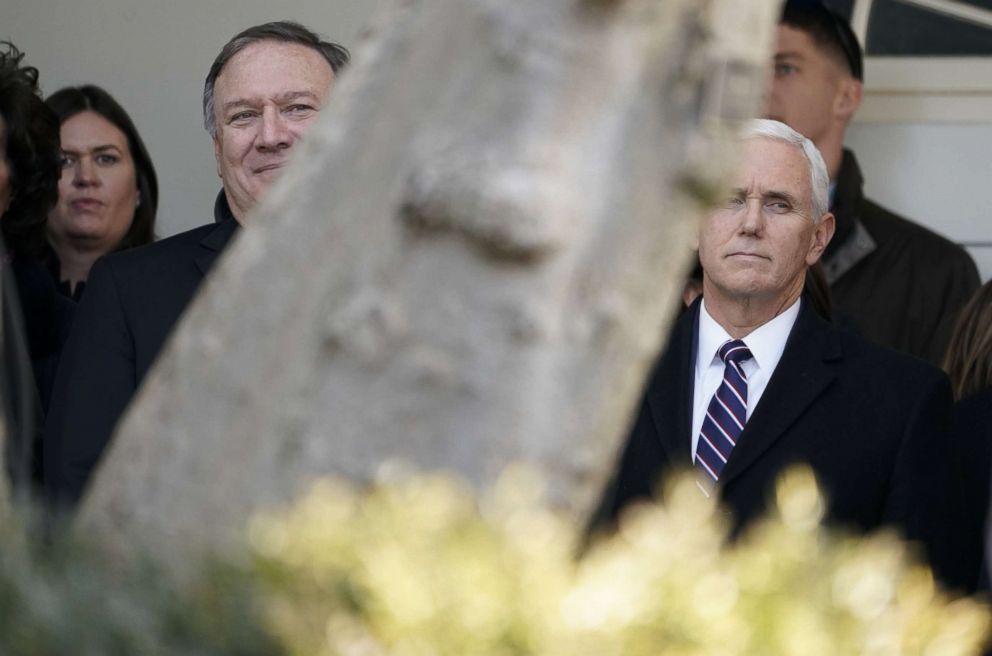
940, 280, 992, 593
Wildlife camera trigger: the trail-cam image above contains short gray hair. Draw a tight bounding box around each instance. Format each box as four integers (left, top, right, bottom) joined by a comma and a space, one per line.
741, 118, 830, 221
203, 21, 349, 138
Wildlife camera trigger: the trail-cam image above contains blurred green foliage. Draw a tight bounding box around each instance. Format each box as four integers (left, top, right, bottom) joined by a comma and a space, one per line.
0, 465, 986, 655
0, 510, 279, 655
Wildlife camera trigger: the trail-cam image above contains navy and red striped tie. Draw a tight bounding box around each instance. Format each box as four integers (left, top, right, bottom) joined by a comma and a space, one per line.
695, 339, 753, 494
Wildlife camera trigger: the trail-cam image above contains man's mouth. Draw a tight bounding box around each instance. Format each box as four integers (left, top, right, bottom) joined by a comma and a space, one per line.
253, 162, 286, 175
728, 251, 770, 261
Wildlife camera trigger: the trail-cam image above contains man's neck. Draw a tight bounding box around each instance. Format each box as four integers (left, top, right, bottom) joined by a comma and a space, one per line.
815, 130, 845, 182
702, 284, 803, 339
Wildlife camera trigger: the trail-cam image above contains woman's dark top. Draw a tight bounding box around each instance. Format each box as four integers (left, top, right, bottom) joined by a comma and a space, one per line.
942, 387, 992, 594
45, 251, 86, 302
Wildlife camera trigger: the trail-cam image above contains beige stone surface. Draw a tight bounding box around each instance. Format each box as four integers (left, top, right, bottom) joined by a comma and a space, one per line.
78, 0, 779, 567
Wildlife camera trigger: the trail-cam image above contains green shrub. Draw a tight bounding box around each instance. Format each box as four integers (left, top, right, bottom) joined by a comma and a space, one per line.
0, 466, 986, 655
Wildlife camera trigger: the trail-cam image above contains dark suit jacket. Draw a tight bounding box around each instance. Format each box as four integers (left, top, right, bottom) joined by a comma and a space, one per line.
595, 297, 953, 555
44, 193, 238, 508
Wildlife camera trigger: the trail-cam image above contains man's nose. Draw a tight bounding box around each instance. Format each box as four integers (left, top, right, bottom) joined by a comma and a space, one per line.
739, 198, 766, 235
760, 62, 777, 117
257, 109, 292, 150
760, 88, 772, 117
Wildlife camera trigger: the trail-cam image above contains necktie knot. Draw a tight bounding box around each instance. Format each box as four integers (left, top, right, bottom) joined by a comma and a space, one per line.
719, 340, 752, 366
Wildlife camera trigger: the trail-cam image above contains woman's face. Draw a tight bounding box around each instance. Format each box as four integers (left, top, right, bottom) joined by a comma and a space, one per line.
0, 116, 12, 216
47, 110, 138, 254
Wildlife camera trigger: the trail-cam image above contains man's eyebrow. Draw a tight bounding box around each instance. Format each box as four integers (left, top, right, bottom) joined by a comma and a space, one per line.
221, 90, 321, 114
774, 51, 804, 61
275, 90, 321, 103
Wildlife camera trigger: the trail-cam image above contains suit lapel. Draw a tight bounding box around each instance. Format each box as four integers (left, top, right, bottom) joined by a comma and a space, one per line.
646, 302, 698, 467
194, 218, 238, 277
719, 301, 841, 485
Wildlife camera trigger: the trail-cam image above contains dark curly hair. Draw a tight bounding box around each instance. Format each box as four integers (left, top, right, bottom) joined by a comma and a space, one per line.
46, 85, 158, 251
0, 42, 61, 258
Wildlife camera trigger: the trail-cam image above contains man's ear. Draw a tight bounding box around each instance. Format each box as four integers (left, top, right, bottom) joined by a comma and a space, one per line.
213, 136, 223, 179
807, 212, 836, 265
834, 77, 863, 123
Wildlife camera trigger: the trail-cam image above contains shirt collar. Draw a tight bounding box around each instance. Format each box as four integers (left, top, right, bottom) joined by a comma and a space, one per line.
697, 297, 801, 372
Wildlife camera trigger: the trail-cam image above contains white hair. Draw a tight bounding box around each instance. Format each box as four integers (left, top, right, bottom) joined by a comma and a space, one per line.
741, 119, 830, 221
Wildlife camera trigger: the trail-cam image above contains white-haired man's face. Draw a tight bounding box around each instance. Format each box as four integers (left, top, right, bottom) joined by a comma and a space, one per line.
699, 137, 834, 313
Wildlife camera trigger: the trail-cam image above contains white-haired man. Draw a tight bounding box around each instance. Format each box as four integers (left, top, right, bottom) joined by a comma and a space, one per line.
596, 120, 953, 565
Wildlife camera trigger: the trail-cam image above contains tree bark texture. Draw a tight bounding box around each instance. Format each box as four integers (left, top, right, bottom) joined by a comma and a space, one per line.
77, 0, 779, 565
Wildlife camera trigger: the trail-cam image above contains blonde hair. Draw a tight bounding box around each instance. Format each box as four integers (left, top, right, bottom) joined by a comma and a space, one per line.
943, 280, 992, 401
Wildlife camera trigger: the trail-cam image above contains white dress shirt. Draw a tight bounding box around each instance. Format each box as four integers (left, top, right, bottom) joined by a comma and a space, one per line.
690, 298, 801, 459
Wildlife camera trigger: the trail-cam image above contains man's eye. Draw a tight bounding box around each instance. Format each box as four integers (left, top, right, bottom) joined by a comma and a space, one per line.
95, 153, 119, 166
722, 196, 746, 210
765, 201, 792, 214
59, 154, 76, 169
229, 111, 257, 124
285, 104, 316, 115
775, 63, 797, 77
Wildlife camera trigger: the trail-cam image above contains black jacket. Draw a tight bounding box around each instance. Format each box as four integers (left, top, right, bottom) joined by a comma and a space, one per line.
594, 298, 954, 562
824, 150, 980, 364
3, 251, 75, 496
44, 193, 239, 508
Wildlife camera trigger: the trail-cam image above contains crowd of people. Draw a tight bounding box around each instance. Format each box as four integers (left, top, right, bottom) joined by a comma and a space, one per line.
1, 0, 990, 599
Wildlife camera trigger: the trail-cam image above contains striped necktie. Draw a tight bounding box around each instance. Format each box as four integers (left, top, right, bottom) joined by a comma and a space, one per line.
695, 339, 753, 493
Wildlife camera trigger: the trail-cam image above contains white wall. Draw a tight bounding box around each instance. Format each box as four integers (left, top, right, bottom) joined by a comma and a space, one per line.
4, 0, 384, 236
846, 122, 992, 282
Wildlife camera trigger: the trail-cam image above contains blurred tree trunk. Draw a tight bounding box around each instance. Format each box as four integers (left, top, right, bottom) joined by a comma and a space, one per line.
76, 0, 778, 566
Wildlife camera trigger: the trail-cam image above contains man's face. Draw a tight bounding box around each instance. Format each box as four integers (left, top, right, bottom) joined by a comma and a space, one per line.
764, 24, 852, 148
212, 40, 334, 222
699, 137, 834, 309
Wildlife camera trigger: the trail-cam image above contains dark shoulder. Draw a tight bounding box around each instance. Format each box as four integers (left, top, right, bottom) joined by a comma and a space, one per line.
10, 253, 75, 358
103, 222, 219, 271
956, 388, 992, 426
858, 197, 976, 269
834, 320, 948, 390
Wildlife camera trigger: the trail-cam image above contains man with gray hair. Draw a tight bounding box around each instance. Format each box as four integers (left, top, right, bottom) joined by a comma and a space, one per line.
45, 21, 348, 509
595, 120, 953, 563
